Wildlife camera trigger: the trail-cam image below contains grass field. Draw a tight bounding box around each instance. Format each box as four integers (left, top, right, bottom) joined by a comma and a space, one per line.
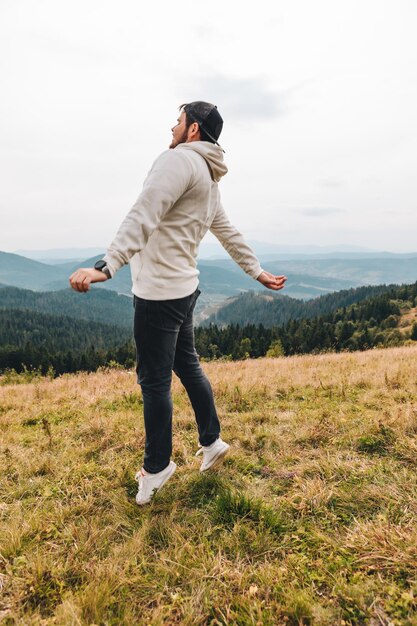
1, 346, 417, 625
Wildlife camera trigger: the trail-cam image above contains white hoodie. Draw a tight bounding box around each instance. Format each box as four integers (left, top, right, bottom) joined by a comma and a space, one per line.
103, 141, 263, 300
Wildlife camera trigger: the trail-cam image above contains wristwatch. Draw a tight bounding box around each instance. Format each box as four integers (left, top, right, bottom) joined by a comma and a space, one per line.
94, 260, 111, 279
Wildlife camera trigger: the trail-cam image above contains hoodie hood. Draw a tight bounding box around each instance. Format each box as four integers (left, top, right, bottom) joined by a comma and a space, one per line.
176, 141, 228, 182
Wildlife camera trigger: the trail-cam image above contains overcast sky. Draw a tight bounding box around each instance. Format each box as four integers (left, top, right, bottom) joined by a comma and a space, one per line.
1, 0, 416, 254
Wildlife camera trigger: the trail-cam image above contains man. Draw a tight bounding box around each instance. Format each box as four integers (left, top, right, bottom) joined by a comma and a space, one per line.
69, 101, 287, 505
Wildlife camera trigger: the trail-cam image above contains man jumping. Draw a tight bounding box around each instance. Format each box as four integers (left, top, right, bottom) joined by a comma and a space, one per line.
69, 101, 286, 505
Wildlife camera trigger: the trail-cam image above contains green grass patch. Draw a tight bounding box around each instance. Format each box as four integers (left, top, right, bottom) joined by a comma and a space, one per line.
357, 423, 396, 455
212, 489, 288, 536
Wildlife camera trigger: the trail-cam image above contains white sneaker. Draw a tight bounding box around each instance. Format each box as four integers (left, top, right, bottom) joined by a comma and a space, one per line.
195, 437, 230, 472
135, 461, 177, 505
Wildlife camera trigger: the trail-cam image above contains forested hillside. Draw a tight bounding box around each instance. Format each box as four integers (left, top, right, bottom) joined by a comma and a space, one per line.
196, 283, 417, 359
1, 282, 416, 376
0, 309, 133, 375
204, 283, 400, 327
0, 286, 134, 328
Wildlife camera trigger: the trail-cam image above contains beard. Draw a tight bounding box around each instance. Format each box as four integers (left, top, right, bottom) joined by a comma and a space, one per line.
169, 127, 189, 149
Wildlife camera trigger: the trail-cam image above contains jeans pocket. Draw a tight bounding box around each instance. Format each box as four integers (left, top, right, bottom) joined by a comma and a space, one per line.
187, 289, 200, 316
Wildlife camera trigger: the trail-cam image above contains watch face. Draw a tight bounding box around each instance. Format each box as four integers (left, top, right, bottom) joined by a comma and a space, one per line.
95, 260, 107, 271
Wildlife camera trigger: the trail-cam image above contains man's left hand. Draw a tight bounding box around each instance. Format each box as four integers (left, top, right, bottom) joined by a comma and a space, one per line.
257, 271, 287, 291
69, 268, 108, 293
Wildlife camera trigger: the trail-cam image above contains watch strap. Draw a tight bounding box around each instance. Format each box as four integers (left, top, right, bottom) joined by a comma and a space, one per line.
94, 260, 111, 279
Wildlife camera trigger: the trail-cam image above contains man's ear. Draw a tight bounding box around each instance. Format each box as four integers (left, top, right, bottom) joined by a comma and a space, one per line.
189, 122, 201, 139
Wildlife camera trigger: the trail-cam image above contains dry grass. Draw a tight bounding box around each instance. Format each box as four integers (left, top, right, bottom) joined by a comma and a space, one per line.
1, 346, 417, 625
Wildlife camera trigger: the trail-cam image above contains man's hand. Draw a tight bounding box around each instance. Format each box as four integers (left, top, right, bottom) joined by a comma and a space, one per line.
69, 268, 108, 293
257, 271, 287, 291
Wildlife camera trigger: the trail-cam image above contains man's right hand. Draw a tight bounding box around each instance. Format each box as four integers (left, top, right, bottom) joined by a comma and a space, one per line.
257, 271, 287, 291
69, 267, 108, 293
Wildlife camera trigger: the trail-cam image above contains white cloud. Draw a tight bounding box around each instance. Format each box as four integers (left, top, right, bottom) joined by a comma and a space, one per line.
190, 75, 287, 119
299, 207, 345, 217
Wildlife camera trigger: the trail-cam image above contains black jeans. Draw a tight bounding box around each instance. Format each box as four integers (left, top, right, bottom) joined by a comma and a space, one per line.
133, 287, 221, 473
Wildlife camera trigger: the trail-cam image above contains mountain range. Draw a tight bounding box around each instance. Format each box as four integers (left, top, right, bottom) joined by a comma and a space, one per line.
2, 249, 417, 313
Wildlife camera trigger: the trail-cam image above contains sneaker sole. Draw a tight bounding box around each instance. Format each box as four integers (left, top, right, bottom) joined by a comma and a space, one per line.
136, 462, 177, 505
200, 446, 230, 472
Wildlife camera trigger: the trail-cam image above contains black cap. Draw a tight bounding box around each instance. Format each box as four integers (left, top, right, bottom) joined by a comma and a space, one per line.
183, 101, 224, 148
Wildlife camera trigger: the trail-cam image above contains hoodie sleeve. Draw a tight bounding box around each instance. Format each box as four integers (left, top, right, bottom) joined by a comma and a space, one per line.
102, 150, 193, 277
209, 203, 264, 279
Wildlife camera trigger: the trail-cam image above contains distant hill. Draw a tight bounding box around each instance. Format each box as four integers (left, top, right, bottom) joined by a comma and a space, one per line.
0, 250, 357, 300
0, 286, 134, 328
203, 284, 403, 327
200, 256, 417, 286
40, 255, 134, 294
0, 251, 69, 290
